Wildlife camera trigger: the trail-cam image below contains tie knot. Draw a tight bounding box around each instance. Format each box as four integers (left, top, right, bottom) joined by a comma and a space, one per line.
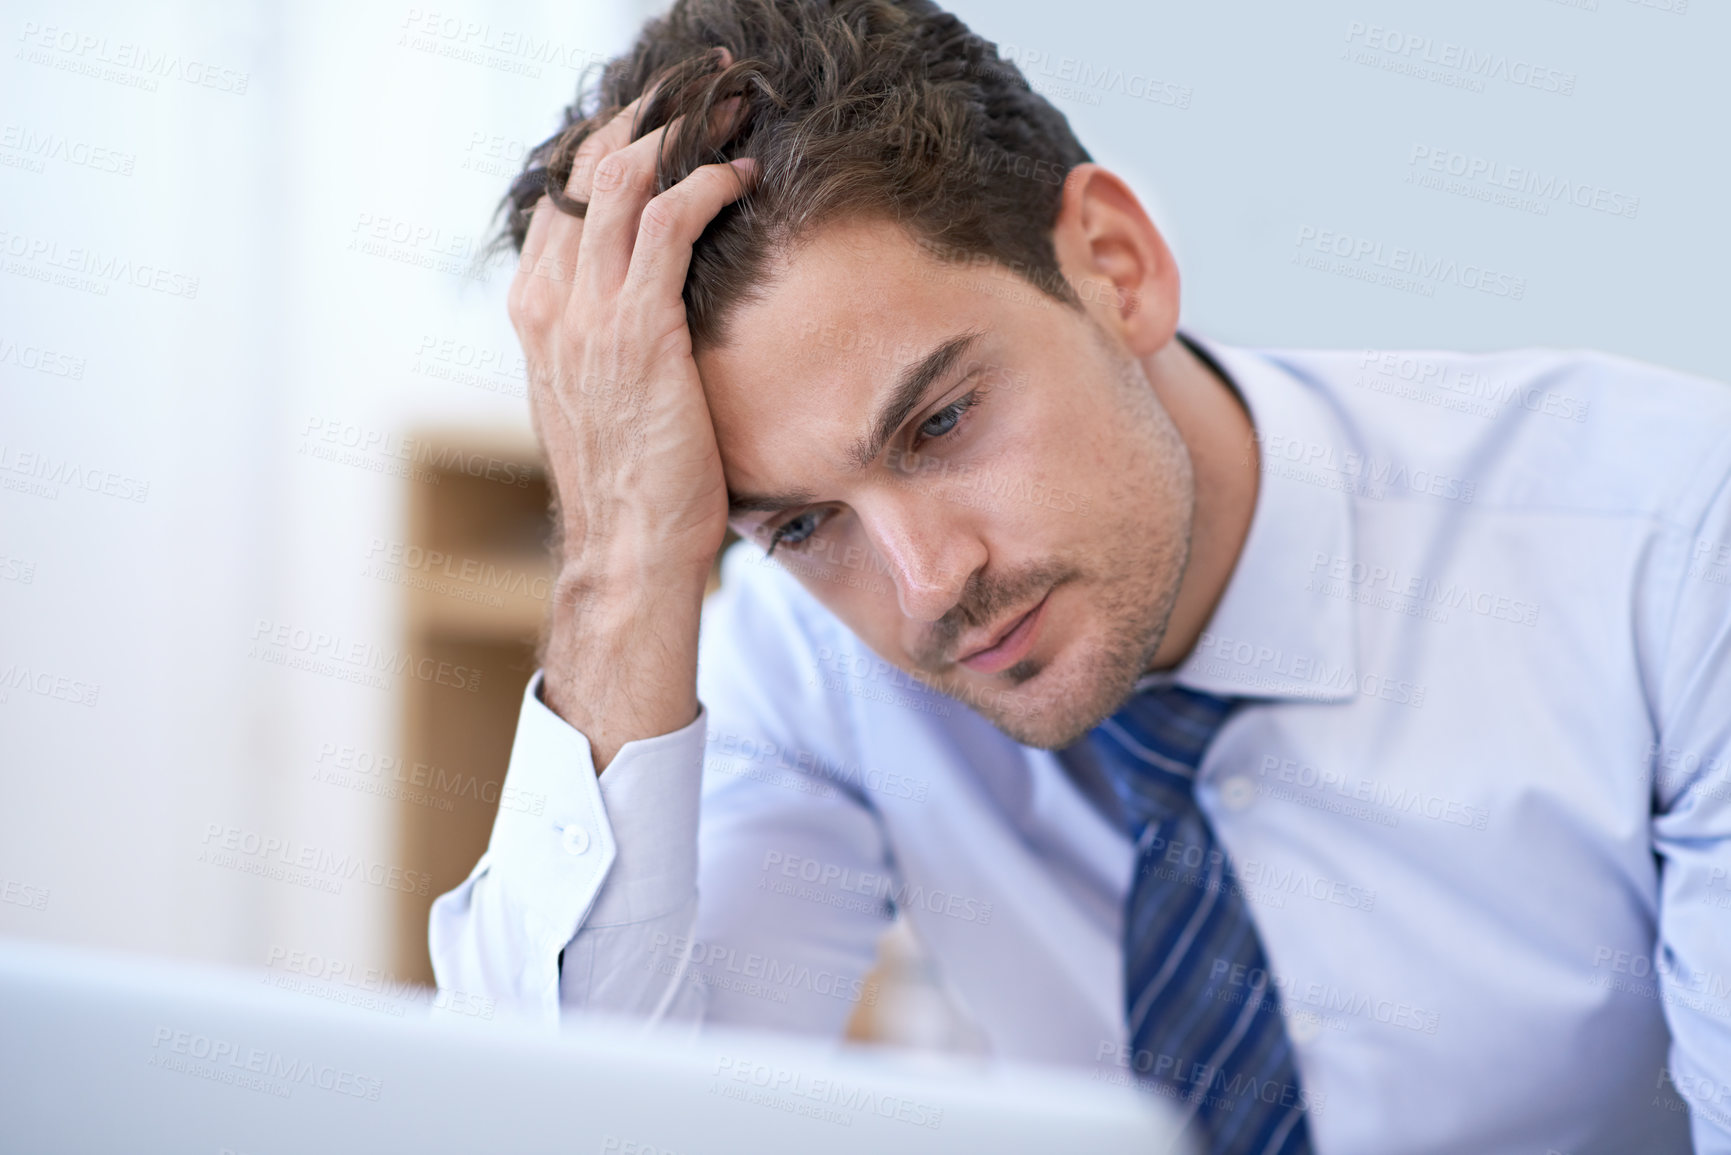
1087, 685, 1240, 831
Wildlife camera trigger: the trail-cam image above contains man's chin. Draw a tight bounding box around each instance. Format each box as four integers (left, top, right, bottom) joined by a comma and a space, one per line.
980, 703, 1116, 752
959, 644, 1148, 752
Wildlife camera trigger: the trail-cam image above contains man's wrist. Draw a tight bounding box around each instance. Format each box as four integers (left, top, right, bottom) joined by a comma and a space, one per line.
540, 556, 709, 771
548, 548, 712, 628
556, 512, 725, 597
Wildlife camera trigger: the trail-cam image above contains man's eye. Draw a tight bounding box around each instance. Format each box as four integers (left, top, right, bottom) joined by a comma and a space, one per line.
767, 510, 825, 556
917, 390, 982, 442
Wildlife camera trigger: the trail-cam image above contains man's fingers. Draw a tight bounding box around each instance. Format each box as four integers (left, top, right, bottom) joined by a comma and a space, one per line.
568, 48, 731, 199
509, 197, 567, 337
620, 158, 757, 305
574, 122, 671, 295
512, 196, 555, 287
515, 61, 746, 366
504, 89, 652, 314
579, 95, 746, 295
566, 83, 663, 200
532, 90, 662, 303
518, 194, 554, 265
567, 116, 636, 201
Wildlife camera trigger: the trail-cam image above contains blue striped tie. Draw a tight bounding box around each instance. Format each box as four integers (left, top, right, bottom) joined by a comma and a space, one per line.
1088, 685, 1313, 1154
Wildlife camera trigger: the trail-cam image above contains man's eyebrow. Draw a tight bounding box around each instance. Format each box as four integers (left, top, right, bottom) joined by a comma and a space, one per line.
847, 329, 986, 471
728, 487, 816, 518
725, 329, 986, 520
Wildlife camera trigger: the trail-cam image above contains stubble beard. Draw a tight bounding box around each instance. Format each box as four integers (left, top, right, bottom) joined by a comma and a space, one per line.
963, 345, 1196, 751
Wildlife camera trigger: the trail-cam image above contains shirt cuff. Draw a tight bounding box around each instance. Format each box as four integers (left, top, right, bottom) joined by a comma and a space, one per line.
481, 670, 707, 948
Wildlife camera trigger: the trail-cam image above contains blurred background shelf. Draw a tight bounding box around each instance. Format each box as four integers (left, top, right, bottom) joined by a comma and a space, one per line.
391, 428, 551, 984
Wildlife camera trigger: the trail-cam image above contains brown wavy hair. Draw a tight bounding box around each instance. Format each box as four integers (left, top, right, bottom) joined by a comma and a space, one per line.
498, 0, 1093, 348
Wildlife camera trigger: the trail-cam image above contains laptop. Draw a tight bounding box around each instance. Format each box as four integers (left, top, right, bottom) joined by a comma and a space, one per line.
0, 936, 1191, 1153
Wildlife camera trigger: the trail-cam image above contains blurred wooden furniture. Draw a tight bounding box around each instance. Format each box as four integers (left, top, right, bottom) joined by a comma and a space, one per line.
392, 429, 552, 983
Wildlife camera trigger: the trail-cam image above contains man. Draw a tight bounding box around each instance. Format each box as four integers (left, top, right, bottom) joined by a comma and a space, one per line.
429, 1, 1731, 1151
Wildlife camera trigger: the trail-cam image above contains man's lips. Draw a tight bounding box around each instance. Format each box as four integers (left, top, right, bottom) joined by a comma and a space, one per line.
957, 593, 1050, 675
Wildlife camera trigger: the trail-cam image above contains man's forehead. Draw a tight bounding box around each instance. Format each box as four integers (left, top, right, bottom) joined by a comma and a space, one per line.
697, 220, 995, 498
703, 218, 966, 379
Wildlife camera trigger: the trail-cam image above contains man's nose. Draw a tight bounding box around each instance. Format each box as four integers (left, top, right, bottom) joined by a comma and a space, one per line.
857, 495, 984, 623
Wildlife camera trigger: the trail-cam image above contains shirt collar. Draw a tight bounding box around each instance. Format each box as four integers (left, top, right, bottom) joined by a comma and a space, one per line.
1133, 332, 1359, 704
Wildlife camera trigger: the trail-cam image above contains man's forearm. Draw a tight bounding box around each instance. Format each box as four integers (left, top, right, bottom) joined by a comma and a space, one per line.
541, 555, 709, 772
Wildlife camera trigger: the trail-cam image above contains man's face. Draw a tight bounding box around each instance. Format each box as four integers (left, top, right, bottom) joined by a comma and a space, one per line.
700, 218, 1194, 750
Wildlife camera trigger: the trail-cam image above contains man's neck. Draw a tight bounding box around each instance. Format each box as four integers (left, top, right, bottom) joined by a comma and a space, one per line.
1143, 334, 1260, 672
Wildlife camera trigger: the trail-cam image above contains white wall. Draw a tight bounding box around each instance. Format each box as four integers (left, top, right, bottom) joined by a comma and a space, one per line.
946, 0, 1730, 380
0, 0, 643, 971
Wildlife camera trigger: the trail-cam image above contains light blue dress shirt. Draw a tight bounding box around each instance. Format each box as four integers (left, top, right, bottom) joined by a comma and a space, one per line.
430, 335, 1731, 1154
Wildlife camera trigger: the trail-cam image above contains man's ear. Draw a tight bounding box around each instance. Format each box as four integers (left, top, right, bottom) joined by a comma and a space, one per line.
1050, 163, 1180, 357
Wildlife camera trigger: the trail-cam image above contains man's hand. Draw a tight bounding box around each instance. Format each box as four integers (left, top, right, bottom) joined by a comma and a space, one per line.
509, 84, 755, 769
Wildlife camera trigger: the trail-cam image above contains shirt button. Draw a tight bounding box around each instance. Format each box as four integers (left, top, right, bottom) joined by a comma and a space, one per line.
1221, 776, 1256, 811
1289, 1012, 1322, 1045
560, 824, 590, 856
